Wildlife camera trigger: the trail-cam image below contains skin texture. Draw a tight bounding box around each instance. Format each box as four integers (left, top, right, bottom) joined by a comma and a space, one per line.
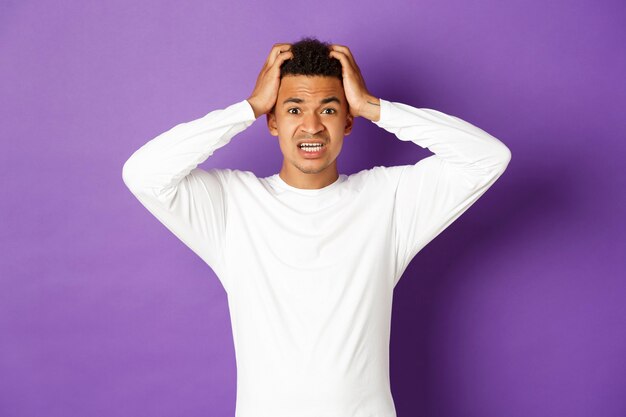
247, 43, 381, 189
267, 75, 353, 189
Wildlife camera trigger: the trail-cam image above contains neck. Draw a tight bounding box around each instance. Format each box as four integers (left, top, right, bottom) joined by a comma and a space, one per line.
278, 163, 339, 190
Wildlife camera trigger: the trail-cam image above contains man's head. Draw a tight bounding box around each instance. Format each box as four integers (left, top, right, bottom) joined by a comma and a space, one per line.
267, 37, 354, 188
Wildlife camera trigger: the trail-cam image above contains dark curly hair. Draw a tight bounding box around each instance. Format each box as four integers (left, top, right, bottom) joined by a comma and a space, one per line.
280, 37, 342, 80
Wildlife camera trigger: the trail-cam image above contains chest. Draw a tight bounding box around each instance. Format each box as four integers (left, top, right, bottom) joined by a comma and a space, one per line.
224, 186, 396, 270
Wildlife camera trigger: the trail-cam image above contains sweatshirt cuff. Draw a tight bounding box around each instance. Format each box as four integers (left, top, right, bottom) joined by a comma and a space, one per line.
372, 98, 391, 127
238, 99, 257, 122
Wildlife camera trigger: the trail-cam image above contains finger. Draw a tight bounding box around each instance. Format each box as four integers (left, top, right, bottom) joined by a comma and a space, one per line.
267, 47, 291, 69
329, 45, 357, 69
329, 47, 357, 72
263, 50, 293, 79
267, 43, 292, 67
266, 43, 291, 59
329, 50, 355, 73
272, 50, 293, 69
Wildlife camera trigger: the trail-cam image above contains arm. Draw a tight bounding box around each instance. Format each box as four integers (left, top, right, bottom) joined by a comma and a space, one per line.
373, 99, 512, 284
122, 44, 293, 292
328, 44, 511, 284
121, 99, 256, 291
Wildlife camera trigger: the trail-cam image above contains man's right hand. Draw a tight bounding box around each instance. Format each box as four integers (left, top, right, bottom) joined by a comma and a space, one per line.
247, 43, 293, 119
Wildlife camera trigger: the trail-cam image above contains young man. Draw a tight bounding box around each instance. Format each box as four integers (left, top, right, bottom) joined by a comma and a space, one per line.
122, 38, 511, 417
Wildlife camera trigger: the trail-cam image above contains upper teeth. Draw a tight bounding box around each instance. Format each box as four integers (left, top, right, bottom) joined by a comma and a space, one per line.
300, 143, 323, 153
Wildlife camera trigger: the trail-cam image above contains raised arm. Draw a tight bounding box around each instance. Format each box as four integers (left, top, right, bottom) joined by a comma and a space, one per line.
121, 44, 295, 292
122, 42, 294, 194
122, 101, 255, 194
329, 44, 511, 285
121, 100, 256, 290
373, 100, 511, 285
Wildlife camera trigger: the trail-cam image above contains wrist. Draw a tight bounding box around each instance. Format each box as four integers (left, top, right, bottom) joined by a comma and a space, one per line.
246, 97, 264, 119
358, 95, 381, 122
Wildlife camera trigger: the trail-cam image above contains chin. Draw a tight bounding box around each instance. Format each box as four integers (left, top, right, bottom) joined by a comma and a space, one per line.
296, 162, 330, 175
298, 166, 327, 175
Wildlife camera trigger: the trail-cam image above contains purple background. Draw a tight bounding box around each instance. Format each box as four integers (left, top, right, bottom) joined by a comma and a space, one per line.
1, 0, 625, 416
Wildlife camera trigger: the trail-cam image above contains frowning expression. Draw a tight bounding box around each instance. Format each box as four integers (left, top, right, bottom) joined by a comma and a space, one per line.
267, 75, 354, 176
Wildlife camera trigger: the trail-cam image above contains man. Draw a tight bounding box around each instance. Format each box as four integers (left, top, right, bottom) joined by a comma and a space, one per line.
122, 37, 511, 417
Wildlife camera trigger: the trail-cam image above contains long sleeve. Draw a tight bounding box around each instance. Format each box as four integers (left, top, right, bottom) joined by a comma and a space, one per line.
121, 99, 257, 291
372, 99, 512, 285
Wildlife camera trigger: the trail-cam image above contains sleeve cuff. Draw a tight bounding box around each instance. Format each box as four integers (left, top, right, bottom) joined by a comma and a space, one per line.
238, 99, 257, 122
372, 98, 390, 126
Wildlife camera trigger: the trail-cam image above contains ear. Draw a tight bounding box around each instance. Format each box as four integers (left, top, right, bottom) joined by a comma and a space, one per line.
266, 110, 278, 136
343, 113, 354, 136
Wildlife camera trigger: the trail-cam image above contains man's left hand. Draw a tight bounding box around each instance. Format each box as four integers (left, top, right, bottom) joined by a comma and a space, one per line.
329, 45, 380, 122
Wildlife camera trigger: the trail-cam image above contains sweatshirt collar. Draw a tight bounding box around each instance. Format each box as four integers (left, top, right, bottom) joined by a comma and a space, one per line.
268, 173, 346, 196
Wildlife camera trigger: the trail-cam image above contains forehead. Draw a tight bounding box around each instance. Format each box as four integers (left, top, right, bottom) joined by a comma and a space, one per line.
277, 75, 344, 102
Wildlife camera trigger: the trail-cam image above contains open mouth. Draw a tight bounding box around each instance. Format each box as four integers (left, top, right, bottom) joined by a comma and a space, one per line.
298, 142, 326, 157
298, 143, 325, 152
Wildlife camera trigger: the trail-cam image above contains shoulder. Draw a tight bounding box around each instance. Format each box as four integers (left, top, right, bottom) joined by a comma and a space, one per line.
205, 168, 267, 193
195, 167, 257, 181
184, 168, 260, 191
346, 164, 408, 187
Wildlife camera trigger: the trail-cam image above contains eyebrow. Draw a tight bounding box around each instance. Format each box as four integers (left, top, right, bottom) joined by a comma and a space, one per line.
282, 96, 341, 106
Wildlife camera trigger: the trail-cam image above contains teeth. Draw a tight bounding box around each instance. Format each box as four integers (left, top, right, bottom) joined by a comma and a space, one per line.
299, 143, 324, 152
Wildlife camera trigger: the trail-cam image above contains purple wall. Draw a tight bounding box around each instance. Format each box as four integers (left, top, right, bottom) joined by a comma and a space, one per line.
1, 1, 624, 416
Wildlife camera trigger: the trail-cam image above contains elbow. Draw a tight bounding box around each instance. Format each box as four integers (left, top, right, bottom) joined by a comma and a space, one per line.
121, 156, 142, 192
121, 154, 171, 199
496, 143, 512, 172
483, 143, 511, 180
479, 142, 511, 180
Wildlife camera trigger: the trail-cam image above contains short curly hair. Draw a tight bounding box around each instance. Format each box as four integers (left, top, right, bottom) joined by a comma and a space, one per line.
280, 37, 342, 80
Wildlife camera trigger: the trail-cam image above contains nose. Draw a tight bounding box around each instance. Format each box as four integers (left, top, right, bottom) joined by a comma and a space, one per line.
300, 112, 324, 136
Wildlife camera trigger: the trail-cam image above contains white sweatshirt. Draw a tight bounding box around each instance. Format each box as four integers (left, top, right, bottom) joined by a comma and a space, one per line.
122, 98, 511, 417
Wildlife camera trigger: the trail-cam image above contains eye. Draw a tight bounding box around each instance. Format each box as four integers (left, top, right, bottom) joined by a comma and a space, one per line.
287, 108, 300, 114
322, 108, 337, 114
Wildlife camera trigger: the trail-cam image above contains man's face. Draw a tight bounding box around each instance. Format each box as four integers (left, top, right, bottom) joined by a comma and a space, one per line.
267, 75, 353, 177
